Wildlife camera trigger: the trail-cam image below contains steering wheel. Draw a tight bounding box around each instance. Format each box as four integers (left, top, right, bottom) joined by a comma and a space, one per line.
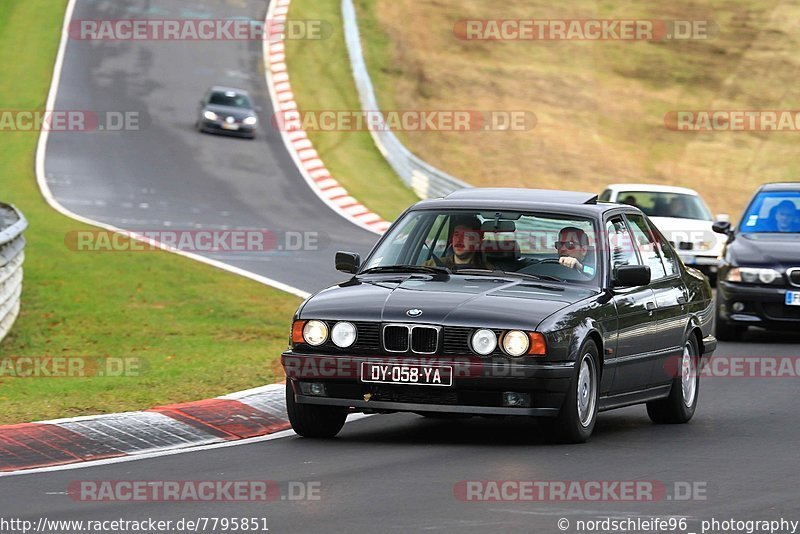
537, 258, 562, 264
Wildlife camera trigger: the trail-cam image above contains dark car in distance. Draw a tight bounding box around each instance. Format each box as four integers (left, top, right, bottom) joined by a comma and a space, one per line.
282, 189, 717, 443
196, 86, 258, 138
713, 182, 800, 340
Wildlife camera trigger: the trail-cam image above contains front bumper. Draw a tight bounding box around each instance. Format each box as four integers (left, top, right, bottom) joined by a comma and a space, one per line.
282, 352, 575, 417
199, 119, 256, 137
678, 253, 719, 274
717, 281, 800, 328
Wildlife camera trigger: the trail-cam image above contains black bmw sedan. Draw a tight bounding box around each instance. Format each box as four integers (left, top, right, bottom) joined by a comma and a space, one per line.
713, 182, 800, 340
196, 86, 258, 138
282, 189, 716, 442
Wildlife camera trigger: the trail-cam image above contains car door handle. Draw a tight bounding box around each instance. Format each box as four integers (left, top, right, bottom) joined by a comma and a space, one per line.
645, 301, 656, 310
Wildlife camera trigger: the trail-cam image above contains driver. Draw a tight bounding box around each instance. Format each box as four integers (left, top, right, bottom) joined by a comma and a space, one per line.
426, 214, 493, 271
556, 227, 595, 276
770, 200, 797, 232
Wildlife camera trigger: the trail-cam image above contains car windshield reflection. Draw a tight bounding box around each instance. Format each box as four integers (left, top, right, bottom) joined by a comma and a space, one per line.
362, 210, 600, 285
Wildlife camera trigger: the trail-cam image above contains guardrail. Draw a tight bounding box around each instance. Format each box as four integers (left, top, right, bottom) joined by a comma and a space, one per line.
342, 0, 470, 199
0, 203, 27, 344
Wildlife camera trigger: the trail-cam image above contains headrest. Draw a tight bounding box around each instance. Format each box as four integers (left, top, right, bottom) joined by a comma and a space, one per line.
482, 239, 520, 259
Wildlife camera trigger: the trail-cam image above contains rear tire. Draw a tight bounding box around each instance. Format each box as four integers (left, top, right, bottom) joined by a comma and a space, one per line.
546, 340, 600, 444
647, 336, 700, 424
286, 382, 347, 438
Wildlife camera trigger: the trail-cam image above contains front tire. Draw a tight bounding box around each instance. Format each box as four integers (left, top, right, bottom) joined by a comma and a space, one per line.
286, 382, 347, 438
547, 340, 600, 443
647, 336, 700, 424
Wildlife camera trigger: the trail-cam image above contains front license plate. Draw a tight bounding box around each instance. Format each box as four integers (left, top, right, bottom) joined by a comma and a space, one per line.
222, 123, 239, 130
360, 362, 453, 387
786, 291, 800, 306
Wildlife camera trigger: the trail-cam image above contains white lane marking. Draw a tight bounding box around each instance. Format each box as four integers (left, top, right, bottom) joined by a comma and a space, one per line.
217, 382, 285, 400
0, 414, 373, 478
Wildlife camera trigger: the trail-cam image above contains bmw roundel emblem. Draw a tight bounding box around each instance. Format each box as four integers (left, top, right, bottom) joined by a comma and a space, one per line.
406, 308, 423, 317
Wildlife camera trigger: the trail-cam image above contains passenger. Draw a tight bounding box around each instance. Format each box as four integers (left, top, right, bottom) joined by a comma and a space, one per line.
426, 215, 494, 270
621, 195, 638, 207
556, 227, 595, 276
668, 196, 689, 218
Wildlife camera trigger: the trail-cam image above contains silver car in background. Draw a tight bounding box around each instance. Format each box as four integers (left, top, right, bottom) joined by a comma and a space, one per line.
196, 86, 259, 139
600, 184, 727, 283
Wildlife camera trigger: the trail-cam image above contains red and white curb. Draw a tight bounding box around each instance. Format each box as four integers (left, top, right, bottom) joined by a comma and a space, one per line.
264, 0, 391, 236
0, 384, 290, 473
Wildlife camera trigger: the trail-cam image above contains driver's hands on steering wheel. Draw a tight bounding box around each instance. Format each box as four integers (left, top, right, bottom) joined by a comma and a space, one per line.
558, 256, 583, 271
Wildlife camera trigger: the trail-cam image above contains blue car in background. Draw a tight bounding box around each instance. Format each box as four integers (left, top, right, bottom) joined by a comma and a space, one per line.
713, 182, 800, 340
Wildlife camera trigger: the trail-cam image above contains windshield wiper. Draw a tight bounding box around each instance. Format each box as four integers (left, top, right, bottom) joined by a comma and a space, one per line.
359, 264, 451, 276
456, 269, 566, 283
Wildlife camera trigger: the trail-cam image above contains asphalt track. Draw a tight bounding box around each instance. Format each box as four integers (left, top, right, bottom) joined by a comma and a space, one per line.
5, 0, 800, 531
42, 0, 379, 292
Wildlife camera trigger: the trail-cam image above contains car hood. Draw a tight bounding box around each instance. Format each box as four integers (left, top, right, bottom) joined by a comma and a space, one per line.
203, 104, 255, 120
726, 233, 800, 267
299, 275, 598, 330
649, 217, 722, 250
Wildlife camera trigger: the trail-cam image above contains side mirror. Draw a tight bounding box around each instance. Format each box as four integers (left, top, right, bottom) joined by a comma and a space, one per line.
614, 265, 651, 287
712, 220, 732, 235
335, 251, 360, 274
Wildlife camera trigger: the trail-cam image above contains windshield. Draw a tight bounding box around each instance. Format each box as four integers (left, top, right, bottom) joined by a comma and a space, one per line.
740, 191, 800, 233
616, 191, 712, 221
363, 210, 600, 284
208, 91, 252, 109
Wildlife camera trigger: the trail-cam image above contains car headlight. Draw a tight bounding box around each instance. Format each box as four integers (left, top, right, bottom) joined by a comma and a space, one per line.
725, 267, 782, 285
203, 110, 218, 121
243, 116, 258, 125
694, 241, 713, 251
502, 330, 530, 357
302, 320, 329, 346
471, 329, 497, 356
331, 321, 356, 348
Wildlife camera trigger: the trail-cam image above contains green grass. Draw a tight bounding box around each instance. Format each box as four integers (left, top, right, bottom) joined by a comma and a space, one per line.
0, 0, 301, 424
284, 0, 419, 221
307, 0, 800, 219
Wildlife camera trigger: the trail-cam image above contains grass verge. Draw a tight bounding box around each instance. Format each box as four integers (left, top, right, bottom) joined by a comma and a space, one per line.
0, 0, 300, 424
284, 0, 419, 221
352, 0, 800, 218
